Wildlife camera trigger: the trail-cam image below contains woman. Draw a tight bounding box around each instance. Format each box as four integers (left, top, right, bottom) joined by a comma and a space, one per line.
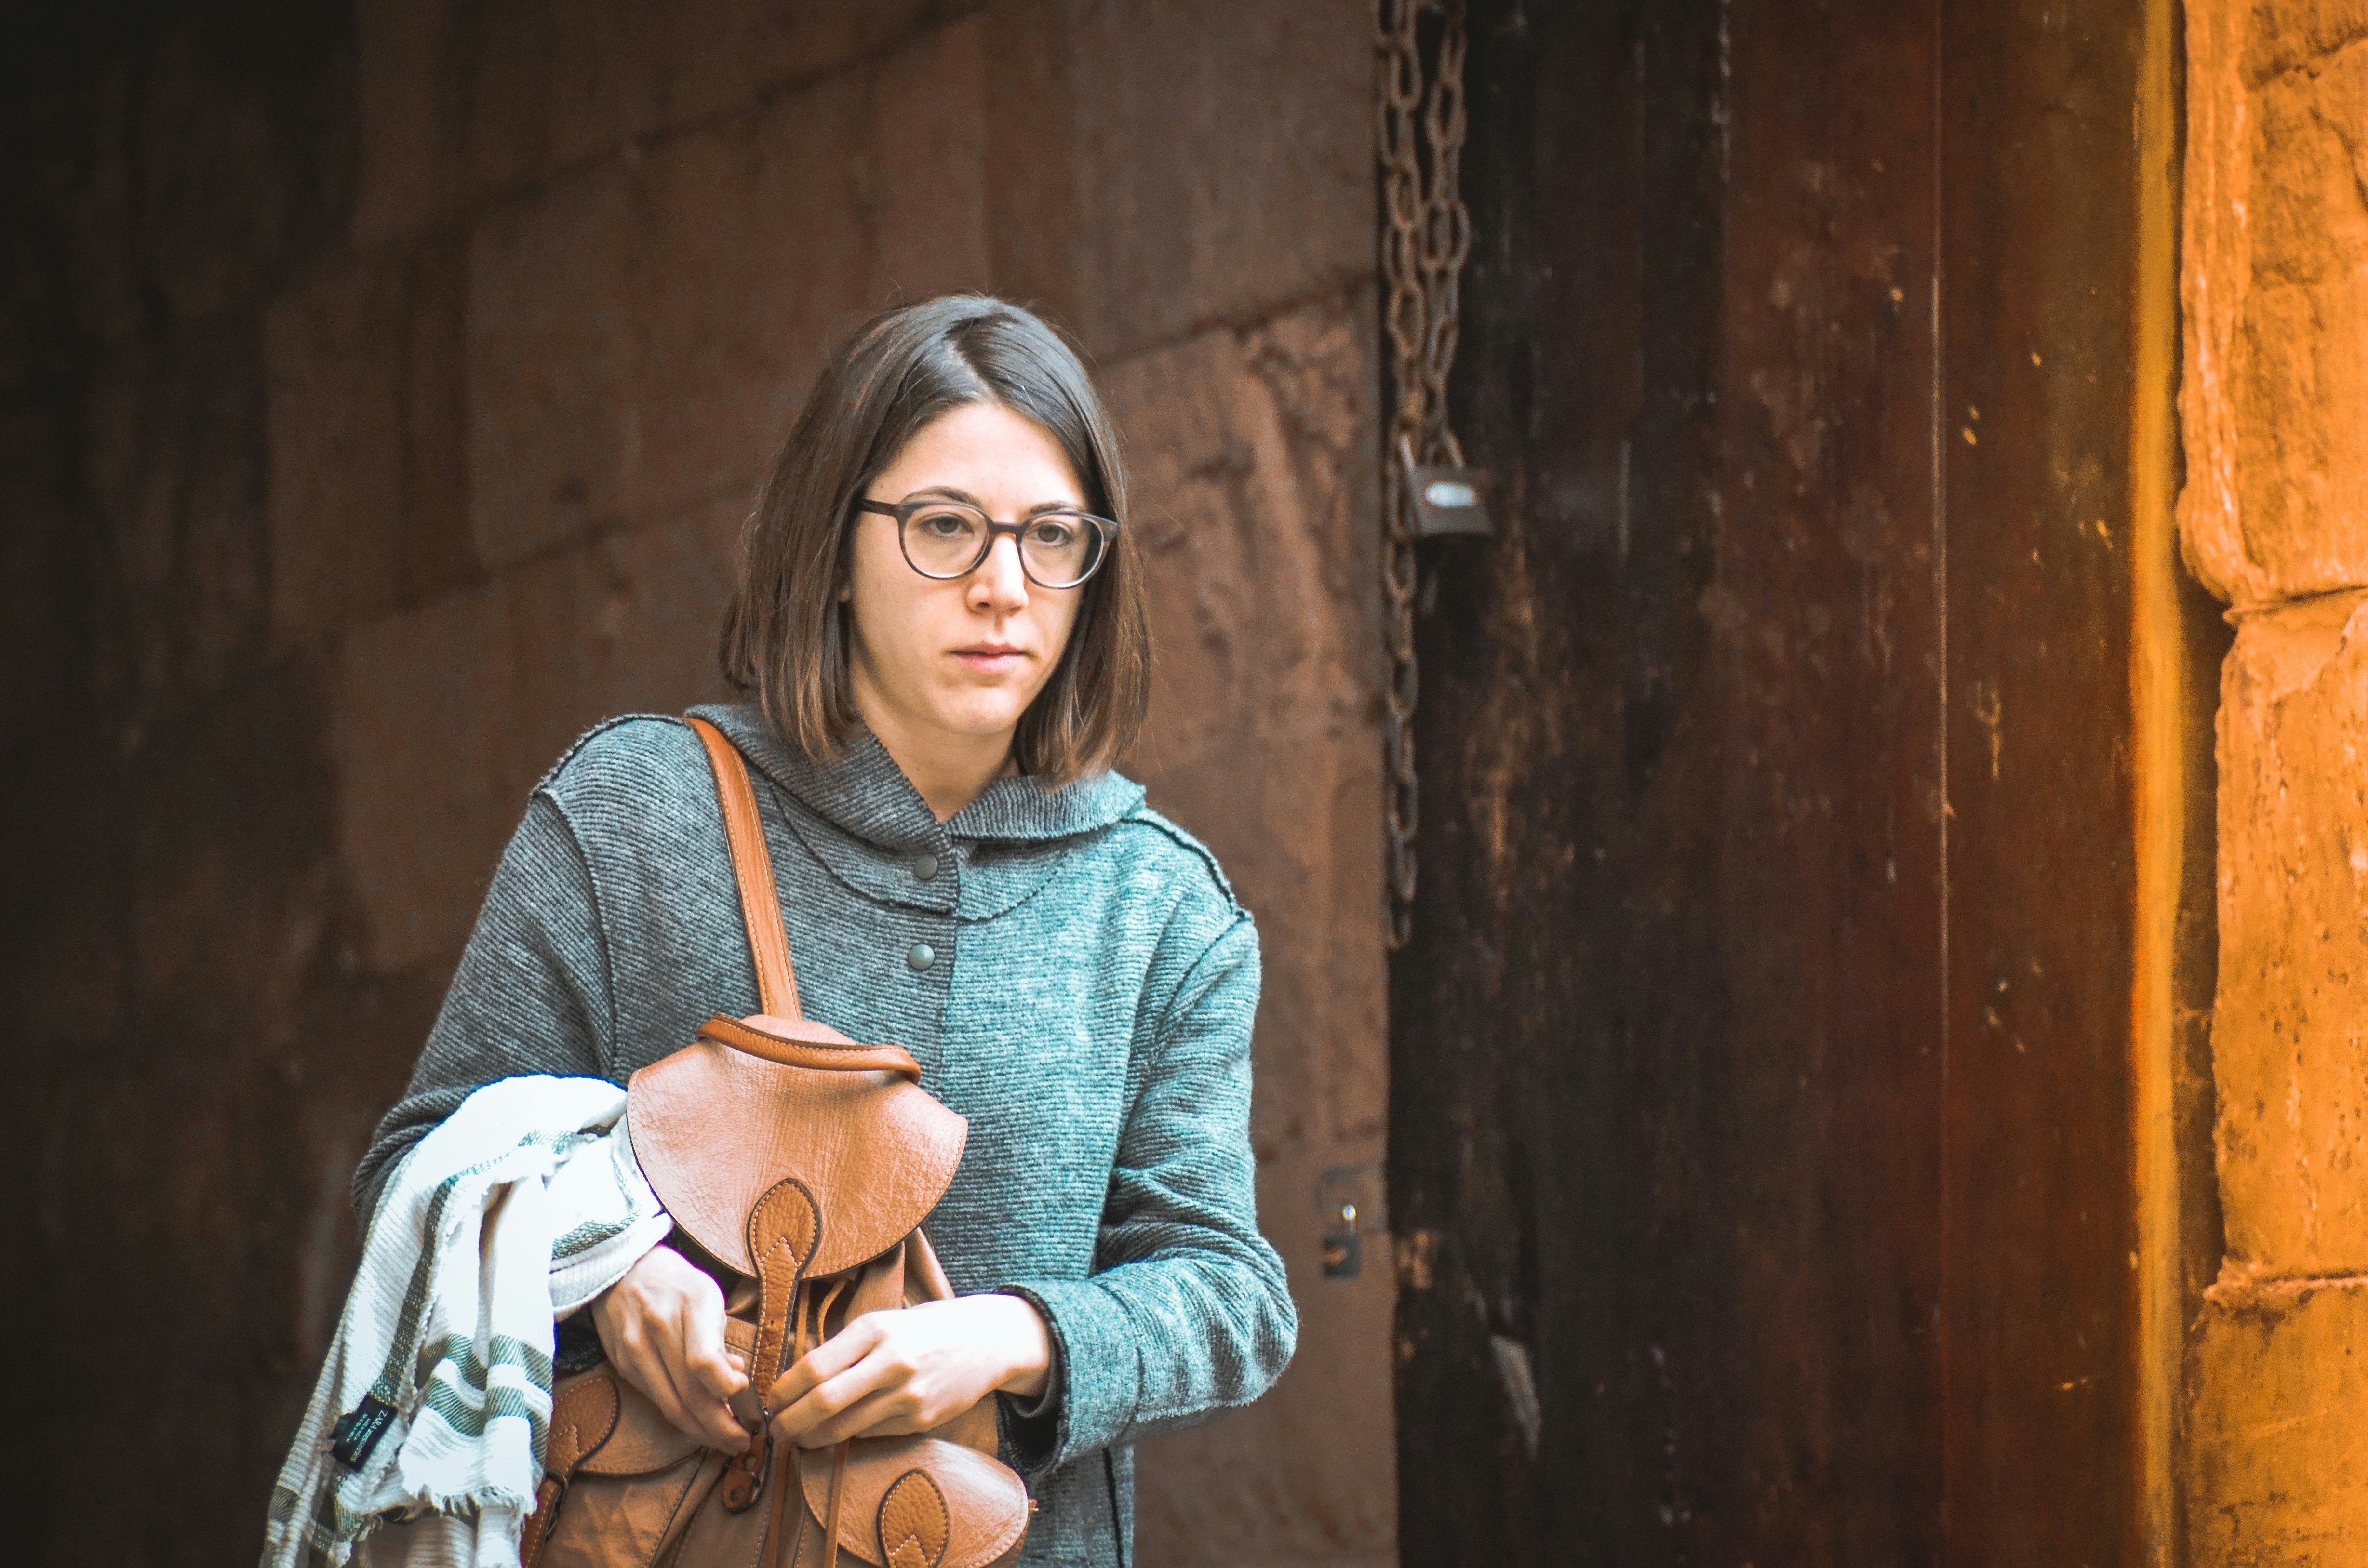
355, 296, 1297, 1565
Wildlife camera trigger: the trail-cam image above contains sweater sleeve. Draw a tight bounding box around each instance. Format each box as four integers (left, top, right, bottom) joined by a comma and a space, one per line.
995, 913, 1298, 1476
350, 792, 615, 1225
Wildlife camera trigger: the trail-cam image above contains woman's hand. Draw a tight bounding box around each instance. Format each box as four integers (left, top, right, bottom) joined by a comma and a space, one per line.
766, 1294, 1052, 1449
589, 1242, 750, 1450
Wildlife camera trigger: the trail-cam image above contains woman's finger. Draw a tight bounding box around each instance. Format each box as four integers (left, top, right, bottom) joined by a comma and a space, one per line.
621, 1329, 703, 1441
770, 1353, 907, 1446
765, 1316, 883, 1413
785, 1384, 927, 1448
676, 1293, 749, 1402
776, 1383, 923, 1459
658, 1306, 752, 1449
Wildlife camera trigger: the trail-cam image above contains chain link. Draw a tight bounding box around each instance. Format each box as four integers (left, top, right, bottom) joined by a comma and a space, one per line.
1376, 0, 1472, 949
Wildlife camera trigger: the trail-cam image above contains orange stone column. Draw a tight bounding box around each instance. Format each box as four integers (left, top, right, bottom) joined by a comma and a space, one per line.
2178, 0, 2368, 1557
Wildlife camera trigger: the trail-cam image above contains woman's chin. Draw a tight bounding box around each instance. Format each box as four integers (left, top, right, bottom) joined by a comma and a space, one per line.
923, 691, 1036, 742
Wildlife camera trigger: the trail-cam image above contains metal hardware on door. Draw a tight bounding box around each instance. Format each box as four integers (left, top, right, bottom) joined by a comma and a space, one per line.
1406, 463, 1494, 540
1317, 1163, 1387, 1280
1400, 436, 1494, 538
1378, 0, 1482, 946
1323, 1201, 1363, 1278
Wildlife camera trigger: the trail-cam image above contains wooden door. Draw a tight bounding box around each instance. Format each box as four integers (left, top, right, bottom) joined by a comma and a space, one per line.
1385, 1, 2217, 1561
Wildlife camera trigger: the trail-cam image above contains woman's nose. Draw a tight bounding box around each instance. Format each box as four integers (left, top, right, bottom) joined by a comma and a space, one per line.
969, 534, 1030, 609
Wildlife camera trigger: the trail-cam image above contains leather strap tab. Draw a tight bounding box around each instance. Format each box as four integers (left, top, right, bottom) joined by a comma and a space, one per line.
746, 1176, 823, 1409
688, 716, 803, 1021
878, 1468, 951, 1568
821, 1439, 853, 1568
518, 1372, 622, 1565
697, 1015, 925, 1083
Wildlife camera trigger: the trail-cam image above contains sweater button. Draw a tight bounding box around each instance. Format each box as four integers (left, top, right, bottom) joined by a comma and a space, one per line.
911, 853, 939, 882
906, 942, 936, 972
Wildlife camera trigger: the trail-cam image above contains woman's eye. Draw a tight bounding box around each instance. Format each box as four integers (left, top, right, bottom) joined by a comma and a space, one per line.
1028, 518, 1079, 547
917, 511, 974, 538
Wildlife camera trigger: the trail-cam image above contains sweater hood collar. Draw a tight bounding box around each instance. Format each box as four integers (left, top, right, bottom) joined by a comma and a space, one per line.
691, 703, 1145, 849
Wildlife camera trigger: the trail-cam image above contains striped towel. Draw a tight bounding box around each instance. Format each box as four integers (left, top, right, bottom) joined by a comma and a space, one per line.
262, 1076, 671, 1568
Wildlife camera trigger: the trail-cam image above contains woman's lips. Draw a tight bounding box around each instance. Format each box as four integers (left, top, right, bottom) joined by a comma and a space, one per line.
951, 646, 1029, 673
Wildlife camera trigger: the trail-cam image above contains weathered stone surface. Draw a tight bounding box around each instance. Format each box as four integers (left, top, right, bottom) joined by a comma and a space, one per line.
868, 15, 992, 304
2211, 590, 2368, 1275
986, 0, 1372, 362
353, 0, 559, 244
2178, 0, 2368, 606
626, 73, 872, 523
266, 239, 472, 645
2242, 0, 2368, 82
2186, 1275, 2368, 1561
1102, 295, 1393, 1564
551, 0, 946, 171
334, 502, 740, 970
133, 12, 351, 328
0, 404, 80, 746
350, 0, 451, 242
332, 573, 513, 973
1107, 294, 1386, 1151
353, 0, 942, 243
466, 164, 639, 569
465, 74, 877, 567
82, 332, 270, 722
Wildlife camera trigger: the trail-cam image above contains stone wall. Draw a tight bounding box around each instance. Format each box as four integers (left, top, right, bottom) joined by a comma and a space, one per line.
0, 3, 1393, 1563
2178, 0, 2368, 1558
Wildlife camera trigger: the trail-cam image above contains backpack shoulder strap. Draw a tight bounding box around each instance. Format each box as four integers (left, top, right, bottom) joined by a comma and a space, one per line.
686, 716, 803, 1021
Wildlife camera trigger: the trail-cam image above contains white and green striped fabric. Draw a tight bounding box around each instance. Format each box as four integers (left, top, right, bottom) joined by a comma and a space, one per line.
263, 1075, 669, 1568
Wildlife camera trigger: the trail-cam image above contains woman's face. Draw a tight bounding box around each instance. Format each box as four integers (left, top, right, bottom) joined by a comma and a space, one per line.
844, 401, 1089, 757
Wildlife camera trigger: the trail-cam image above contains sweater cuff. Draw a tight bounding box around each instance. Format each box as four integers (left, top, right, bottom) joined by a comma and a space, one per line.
992, 1280, 1140, 1478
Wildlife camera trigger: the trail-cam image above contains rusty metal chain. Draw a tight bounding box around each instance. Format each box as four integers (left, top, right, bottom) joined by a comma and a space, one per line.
1377, 0, 1472, 949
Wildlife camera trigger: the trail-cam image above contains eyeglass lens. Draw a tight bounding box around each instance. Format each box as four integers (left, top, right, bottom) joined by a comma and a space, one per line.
902, 503, 1104, 587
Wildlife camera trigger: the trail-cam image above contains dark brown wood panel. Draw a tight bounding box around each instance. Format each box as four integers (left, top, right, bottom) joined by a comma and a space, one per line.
1389, 0, 2167, 1560
1937, 4, 2152, 1560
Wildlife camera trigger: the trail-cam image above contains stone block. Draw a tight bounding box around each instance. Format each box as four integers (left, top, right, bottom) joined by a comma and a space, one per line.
81, 335, 268, 720
352, 0, 452, 243
625, 74, 873, 523
2186, 1275, 2368, 1561
653, 0, 947, 147
1103, 293, 1385, 1148
265, 241, 473, 646
353, 0, 558, 244
2211, 590, 2368, 1274
353, 0, 946, 242
2178, 0, 2368, 605
1137, 1147, 1399, 1568
135, 13, 344, 328
867, 15, 992, 304
333, 575, 518, 972
986, 0, 1373, 363
499, 493, 745, 792
2241, 0, 2368, 82
466, 165, 639, 570
334, 502, 741, 970
0, 406, 78, 743
562, 0, 945, 167
267, 264, 402, 638
1102, 297, 1391, 1565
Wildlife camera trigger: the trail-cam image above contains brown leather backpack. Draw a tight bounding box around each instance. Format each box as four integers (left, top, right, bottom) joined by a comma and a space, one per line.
518, 717, 1031, 1568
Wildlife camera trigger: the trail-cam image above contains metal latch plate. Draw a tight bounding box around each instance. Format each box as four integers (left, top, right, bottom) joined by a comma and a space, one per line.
1407, 465, 1494, 537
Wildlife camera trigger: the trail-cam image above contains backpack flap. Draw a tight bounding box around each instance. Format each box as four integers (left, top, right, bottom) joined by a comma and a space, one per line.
627, 1017, 968, 1280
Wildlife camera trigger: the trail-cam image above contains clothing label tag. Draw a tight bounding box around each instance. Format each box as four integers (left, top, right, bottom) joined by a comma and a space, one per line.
328, 1393, 398, 1470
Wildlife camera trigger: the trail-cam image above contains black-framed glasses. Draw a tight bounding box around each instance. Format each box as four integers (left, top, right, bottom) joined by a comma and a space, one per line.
853, 497, 1117, 590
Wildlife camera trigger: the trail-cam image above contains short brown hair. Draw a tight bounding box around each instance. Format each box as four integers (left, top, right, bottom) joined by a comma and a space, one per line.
719, 296, 1150, 787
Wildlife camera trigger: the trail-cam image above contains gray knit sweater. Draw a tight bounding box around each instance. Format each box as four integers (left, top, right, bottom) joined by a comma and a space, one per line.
353, 703, 1297, 1567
